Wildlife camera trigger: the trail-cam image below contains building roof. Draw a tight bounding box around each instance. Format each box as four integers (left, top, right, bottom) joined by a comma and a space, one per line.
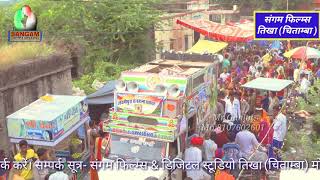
205, 10, 239, 15
187, 40, 228, 54
126, 58, 213, 77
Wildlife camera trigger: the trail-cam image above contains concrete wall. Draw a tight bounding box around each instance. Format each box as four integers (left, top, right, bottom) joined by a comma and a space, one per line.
0, 53, 73, 152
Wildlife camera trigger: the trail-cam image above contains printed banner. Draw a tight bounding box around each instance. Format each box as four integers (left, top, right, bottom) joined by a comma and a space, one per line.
7, 95, 87, 141
117, 94, 164, 114
255, 11, 319, 39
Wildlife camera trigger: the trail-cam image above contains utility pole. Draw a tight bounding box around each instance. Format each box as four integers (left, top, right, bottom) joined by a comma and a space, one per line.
287, 0, 289, 10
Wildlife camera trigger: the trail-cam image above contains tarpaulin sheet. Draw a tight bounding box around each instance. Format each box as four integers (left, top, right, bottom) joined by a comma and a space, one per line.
177, 19, 254, 42
241, 77, 293, 92
187, 40, 228, 54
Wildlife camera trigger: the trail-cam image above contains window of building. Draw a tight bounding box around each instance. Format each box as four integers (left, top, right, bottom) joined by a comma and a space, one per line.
170, 39, 175, 50
184, 35, 189, 51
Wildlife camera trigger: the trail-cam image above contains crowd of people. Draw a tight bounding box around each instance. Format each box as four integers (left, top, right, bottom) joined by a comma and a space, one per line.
0, 116, 110, 180
184, 41, 320, 180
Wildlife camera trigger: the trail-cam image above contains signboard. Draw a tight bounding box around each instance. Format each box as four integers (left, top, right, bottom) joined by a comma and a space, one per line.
117, 94, 164, 115
6, 95, 88, 141
121, 73, 187, 94
105, 111, 178, 142
255, 11, 320, 40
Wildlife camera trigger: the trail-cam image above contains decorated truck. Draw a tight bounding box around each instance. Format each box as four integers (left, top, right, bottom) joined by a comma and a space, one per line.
100, 55, 219, 180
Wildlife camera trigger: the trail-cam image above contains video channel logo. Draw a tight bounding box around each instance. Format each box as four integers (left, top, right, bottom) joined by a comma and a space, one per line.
8, 5, 43, 42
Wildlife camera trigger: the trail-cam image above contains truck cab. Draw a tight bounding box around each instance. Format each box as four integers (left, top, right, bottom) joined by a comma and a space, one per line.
100, 58, 218, 179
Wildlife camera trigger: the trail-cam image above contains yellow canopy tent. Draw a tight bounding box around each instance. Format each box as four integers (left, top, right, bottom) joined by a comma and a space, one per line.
187, 40, 228, 54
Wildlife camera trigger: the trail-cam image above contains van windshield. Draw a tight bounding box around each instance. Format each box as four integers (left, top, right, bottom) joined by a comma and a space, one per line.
108, 135, 166, 161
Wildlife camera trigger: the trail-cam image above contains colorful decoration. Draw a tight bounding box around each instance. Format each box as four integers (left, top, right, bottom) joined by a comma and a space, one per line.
121, 73, 187, 94
105, 112, 178, 142
177, 19, 253, 42
117, 94, 164, 114
6, 95, 88, 141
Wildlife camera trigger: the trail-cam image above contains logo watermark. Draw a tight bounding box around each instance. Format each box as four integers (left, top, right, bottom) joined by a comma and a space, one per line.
8, 5, 42, 42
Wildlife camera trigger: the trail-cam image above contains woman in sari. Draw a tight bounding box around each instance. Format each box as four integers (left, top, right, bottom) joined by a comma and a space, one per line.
258, 110, 273, 146
94, 130, 110, 161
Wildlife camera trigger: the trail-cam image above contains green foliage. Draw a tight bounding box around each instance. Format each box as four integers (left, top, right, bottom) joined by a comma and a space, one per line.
73, 61, 136, 94
0, 42, 55, 69
0, 0, 161, 63
271, 0, 313, 10
283, 80, 320, 160
212, 0, 311, 14
0, 0, 162, 92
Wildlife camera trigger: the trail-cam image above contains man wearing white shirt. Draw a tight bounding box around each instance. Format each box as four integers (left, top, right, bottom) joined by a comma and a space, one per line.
249, 64, 256, 76
48, 169, 69, 180
185, 137, 210, 180
299, 73, 311, 103
235, 127, 259, 158
219, 68, 230, 82
224, 92, 241, 121
203, 132, 217, 161
269, 106, 287, 160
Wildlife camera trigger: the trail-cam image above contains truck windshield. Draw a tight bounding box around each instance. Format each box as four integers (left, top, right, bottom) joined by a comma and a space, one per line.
108, 135, 166, 161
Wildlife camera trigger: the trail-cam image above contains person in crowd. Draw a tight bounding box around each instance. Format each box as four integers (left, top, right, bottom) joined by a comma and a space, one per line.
299, 73, 311, 103
203, 131, 217, 161
187, 129, 199, 147
268, 91, 280, 116
261, 92, 270, 112
222, 132, 241, 161
224, 92, 241, 121
214, 126, 230, 148
48, 167, 69, 180
216, 93, 225, 123
77, 116, 90, 151
184, 137, 210, 180
293, 64, 301, 82
286, 62, 294, 80
220, 68, 230, 83
248, 89, 256, 115
276, 68, 286, 101
98, 112, 109, 130
248, 61, 256, 76
254, 66, 262, 78
87, 120, 98, 156
242, 58, 250, 73
0, 150, 8, 180
258, 110, 274, 146
14, 140, 38, 180
235, 122, 259, 159
222, 54, 231, 72
94, 130, 110, 161
269, 106, 287, 160
315, 67, 320, 80
255, 90, 263, 109
240, 94, 250, 119
33, 148, 49, 180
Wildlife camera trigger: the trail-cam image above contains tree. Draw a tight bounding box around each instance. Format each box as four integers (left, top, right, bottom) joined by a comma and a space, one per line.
0, 0, 162, 70
271, 0, 312, 10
